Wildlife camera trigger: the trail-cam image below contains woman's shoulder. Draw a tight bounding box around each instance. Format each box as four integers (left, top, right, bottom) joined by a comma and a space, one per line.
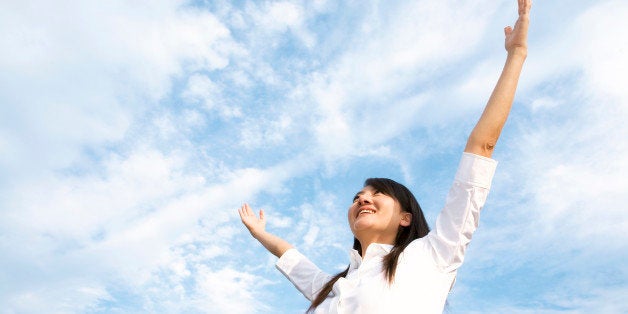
402, 236, 432, 257
396, 236, 444, 270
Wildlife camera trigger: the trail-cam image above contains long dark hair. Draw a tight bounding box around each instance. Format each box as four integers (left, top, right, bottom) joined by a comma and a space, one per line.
307, 178, 430, 312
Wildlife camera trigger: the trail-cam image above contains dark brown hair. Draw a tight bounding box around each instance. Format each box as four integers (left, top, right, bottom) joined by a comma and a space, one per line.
307, 178, 430, 312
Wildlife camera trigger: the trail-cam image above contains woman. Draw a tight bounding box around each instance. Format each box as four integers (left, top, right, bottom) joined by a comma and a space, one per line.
239, 0, 531, 312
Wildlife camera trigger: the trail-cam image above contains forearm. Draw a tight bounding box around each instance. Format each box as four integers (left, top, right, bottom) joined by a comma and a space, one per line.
465, 0, 531, 157
465, 50, 526, 157
253, 230, 294, 258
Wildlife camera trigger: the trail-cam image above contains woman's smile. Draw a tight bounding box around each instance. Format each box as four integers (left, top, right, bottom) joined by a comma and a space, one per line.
357, 206, 376, 217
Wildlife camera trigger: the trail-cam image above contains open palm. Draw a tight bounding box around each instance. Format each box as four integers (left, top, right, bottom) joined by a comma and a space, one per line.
238, 203, 266, 236
505, 0, 531, 54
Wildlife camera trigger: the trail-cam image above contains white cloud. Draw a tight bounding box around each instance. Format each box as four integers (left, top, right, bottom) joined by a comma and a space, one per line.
4, 280, 112, 313
515, 0, 628, 243
190, 266, 271, 313
182, 74, 243, 119
529, 96, 561, 112
575, 1, 628, 103
247, 1, 314, 48
239, 114, 294, 150
0, 139, 311, 311
0, 0, 236, 180
183, 74, 221, 108
260, 2, 303, 31
301, 0, 502, 162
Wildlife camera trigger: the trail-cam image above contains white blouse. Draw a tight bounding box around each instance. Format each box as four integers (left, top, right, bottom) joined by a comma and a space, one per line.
276, 153, 498, 313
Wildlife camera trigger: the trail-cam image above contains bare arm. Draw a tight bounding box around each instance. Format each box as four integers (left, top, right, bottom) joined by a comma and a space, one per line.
238, 203, 293, 258
465, 0, 532, 158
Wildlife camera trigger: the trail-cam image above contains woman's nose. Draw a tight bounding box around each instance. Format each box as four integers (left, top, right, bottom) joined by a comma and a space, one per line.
357, 194, 372, 205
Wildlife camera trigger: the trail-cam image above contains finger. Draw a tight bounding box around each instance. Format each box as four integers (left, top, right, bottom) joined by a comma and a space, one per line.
519, 0, 532, 16
518, 0, 528, 15
259, 209, 265, 222
515, 12, 529, 32
244, 203, 253, 216
504, 26, 512, 36
518, 0, 524, 15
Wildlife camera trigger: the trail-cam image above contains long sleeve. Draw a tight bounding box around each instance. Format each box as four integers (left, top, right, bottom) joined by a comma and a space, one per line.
427, 152, 498, 272
275, 248, 333, 301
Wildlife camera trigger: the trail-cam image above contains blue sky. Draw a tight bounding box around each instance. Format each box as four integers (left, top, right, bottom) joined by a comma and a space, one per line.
1, 0, 627, 313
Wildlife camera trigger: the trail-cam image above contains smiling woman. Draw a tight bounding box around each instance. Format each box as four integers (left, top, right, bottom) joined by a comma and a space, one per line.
238, 0, 532, 313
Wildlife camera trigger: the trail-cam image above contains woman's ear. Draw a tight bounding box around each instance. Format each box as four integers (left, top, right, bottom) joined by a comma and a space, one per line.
399, 212, 412, 227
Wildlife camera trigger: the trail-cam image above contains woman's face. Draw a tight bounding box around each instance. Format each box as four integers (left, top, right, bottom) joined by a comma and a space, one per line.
348, 185, 410, 244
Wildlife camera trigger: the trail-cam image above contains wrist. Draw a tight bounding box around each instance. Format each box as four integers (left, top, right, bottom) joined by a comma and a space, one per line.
252, 229, 268, 240
507, 47, 527, 59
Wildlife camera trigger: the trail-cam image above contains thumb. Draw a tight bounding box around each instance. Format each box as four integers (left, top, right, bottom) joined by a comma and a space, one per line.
504, 26, 513, 36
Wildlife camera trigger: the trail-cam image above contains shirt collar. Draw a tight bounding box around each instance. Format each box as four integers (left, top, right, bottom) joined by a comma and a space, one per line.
349, 243, 394, 270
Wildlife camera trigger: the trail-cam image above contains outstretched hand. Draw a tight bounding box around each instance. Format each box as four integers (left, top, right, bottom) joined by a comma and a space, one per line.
504, 0, 532, 55
237, 203, 293, 257
238, 203, 266, 237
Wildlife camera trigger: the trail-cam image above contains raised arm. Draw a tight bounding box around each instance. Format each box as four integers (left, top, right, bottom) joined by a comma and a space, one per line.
465, 0, 531, 158
238, 203, 293, 257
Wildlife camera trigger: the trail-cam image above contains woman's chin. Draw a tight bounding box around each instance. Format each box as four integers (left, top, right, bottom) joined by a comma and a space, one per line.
352, 218, 374, 231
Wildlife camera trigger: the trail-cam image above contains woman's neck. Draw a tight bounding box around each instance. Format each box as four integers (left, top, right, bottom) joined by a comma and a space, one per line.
358, 236, 395, 256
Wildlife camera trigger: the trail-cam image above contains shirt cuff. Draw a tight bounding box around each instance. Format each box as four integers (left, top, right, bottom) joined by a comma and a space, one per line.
455, 153, 498, 189
276, 248, 303, 275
